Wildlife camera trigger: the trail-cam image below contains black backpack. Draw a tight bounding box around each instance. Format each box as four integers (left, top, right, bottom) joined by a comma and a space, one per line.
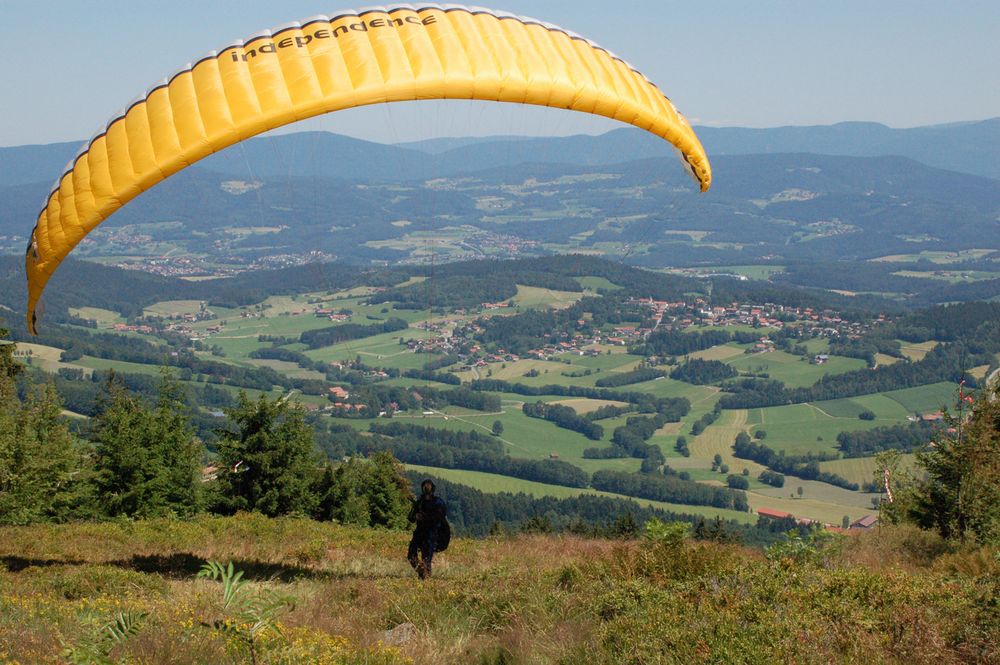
436, 518, 451, 552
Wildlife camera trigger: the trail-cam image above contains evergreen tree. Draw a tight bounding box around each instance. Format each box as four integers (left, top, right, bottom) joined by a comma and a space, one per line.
492, 420, 504, 436
0, 328, 22, 381
92, 372, 202, 518
314, 451, 411, 528
911, 390, 1000, 544
214, 392, 319, 517
0, 331, 88, 525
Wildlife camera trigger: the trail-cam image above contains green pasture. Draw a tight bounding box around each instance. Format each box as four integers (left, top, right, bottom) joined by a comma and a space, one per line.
403, 464, 755, 523
892, 269, 1000, 283
204, 333, 268, 359
628, 376, 721, 402
651, 390, 723, 455
76, 356, 168, 376
557, 351, 640, 372
872, 248, 996, 264
847, 393, 915, 419
554, 397, 629, 412
699, 265, 787, 280
810, 394, 911, 420
181, 293, 437, 361
142, 300, 205, 318
668, 408, 877, 524
68, 307, 124, 327
382, 401, 593, 461
684, 324, 760, 336
744, 403, 892, 457
511, 285, 584, 309
378, 377, 458, 389
304, 328, 434, 364
686, 343, 746, 362
244, 359, 326, 381
883, 382, 957, 414
366, 348, 438, 372
725, 350, 867, 388
376, 398, 659, 470
820, 454, 918, 489
801, 338, 830, 354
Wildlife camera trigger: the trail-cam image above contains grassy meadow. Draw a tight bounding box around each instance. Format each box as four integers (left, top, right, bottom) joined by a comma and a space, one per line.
0, 516, 995, 664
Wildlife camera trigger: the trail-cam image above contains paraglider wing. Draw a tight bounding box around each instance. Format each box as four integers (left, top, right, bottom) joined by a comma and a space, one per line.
25, 4, 712, 333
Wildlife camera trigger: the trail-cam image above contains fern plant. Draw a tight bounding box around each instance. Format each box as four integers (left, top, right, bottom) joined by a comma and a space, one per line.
197, 560, 295, 665
62, 610, 147, 665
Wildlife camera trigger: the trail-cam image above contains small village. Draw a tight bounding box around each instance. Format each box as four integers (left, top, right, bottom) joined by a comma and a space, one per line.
394, 295, 891, 370
108, 288, 893, 372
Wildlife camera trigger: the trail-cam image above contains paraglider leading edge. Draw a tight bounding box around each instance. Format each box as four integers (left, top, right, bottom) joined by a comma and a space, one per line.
25, 3, 712, 334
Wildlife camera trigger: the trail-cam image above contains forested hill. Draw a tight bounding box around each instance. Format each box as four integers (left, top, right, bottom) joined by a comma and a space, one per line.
0, 254, 905, 333
0, 256, 408, 323
2, 152, 997, 271
4, 118, 998, 187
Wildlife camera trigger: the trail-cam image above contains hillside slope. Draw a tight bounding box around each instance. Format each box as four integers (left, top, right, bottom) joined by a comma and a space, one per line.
0, 516, 995, 664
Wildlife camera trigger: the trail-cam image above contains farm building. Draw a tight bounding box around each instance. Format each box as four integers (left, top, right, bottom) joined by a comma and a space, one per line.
757, 508, 794, 520
850, 515, 878, 530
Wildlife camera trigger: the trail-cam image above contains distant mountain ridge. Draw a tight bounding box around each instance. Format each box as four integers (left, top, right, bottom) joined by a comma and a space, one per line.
696, 119, 1000, 180
1, 118, 997, 189
2, 151, 996, 270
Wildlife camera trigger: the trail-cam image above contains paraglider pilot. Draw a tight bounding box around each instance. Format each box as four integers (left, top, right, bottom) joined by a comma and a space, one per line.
408, 479, 447, 579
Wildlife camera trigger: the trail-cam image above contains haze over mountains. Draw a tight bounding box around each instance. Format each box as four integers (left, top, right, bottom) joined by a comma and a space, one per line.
2, 118, 997, 189
1, 118, 998, 304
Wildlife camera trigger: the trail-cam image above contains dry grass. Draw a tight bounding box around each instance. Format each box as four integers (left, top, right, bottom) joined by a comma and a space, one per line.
0, 517, 996, 664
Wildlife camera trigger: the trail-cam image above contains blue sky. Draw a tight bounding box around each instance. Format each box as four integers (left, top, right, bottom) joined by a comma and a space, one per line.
3, 1, 998, 146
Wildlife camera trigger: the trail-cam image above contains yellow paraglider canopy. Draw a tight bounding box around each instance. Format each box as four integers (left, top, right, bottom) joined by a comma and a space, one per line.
26, 4, 711, 333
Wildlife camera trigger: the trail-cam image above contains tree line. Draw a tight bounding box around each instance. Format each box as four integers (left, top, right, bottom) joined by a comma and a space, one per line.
299, 317, 408, 349
591, 469, 749, 511
719, 338, 996, 409
416, 471, 793, 546
731, 432, 858, 491
356, 422, 590, 488
836, 422, 936, 458
522, 401, 604, 440
670, 358, 738, 385
468, 378, 690, 418
0, 335, 415, 529
594, 367, 664, 388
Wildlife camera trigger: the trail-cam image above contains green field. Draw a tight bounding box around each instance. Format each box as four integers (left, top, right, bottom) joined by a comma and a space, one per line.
404, 464, 755, 523
304, 328, 434, 364
45, 274, 968, 530
76, 356, 168, 376
745, 402, 898, 457
687, 343, 746, 362
872, 248, 997, 264
244, 358, 326, 381
666, 409, 876, 524
820, 454, 918, 488
511, 285, 584, 309
699, 265, 787, 280
381, 401, 602, 462
142, 292, 437, 363
726, 350, 868, 388
68, 306, 124, 327
882, 382, 957, 414
628, 376, 720, 400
